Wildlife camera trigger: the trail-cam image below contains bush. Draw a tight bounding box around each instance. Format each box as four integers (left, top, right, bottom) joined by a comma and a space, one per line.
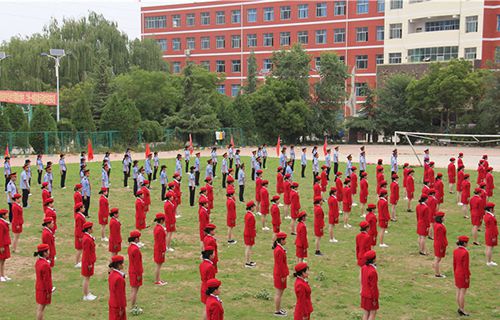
30, 106, 57, 153
140, 120, 163, 142
100, 94, 141, 145
57, 119, 76, 132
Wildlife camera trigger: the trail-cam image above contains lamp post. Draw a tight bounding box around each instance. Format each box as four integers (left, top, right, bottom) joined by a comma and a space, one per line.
41, 49, 66, 122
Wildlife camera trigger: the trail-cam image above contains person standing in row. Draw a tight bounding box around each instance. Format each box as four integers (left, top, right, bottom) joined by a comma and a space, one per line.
389, 174, 399, 222
295, 211, 308, 263
313, 197, 325, 256
4, 156, 11, 192
234, 149, 241, 179
328, 187, 339, 243
359, 172, 369, 217
390, 149, 398, 175
6, 172, 17, 222
200, 246, 217, 319
82, 221, 97, 301
11, 194, 23, 253
109, 208, 122, 257
448, 158, 456, 194
153, 213, 168, 286
260, 180, 270, 231
346, 154, 353, 176
331, 146, 338, 175
324, 148, 332, 181
122, 154, 130, 188
238, 163, 245, 202
128, 230, 144, 315
164, 192, 177, 252
102, 163, 110, 192
79, 151, 86, 171
41, 217, 56, 267
98, 188, 110, 242
188, 166, 196, 207
433, 211, 447, 278
108, 255, 127, 320
293, 262, 313, 320
205, 278, 224, 320
360, 250, 379, 320
211, 147, 218, 177
356, 221, 372, 268
359, 146, 367, 177
135, 190, 146, 231
312, 153, 319, 184
159, 165, 167, 201
244, 201, 257, 268
273, 232, 289, 317
416, 196, 429, 255
279, 147, 287, 171
145, 153, 153, 182
74, 202, 86, 268
0, 208, 11, 282
484, 202, 498, 266
202, 224, 218, 272
34, 243, 53, 320
205, 159, 214, 181
184, 147, 190, 174
44, 166, 53, 194
290, 182, 301, 235
300, 147, 307, 179
36, 154, 43, 185
103, 152, 112, 179
81, 169, 91, 217
271, 195, 281, 239
406, 169, 415, 213
226, 190, 237, 244
453, 236, 471, 317
228, 144, 234, 169
152, 151, 159, 181
221, 153, 228, 189
193, 152, 201, 187
58, 154, 66, 189
20, 164, 30, 208
377, 190, 390, 248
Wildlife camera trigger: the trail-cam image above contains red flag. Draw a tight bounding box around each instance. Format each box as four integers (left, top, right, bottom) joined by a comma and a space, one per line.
87, 139, 94, 161
145, 143, 151, 158
323, 136, 328, 156
230, 135, 234, 147
189, 134, 194, 155
276, 136, 281, 157
4, 144, 9, 158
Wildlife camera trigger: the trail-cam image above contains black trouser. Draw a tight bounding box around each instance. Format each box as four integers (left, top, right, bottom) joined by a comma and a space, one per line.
60, 170, 66, 188
239, 185, 245, 202
37, 170, 42, 184
333, 162, 339, 175
4, 176, 9, 191
8, 203, 12, 222
185, 160, 189, 173
291, 159, 295, 171
123, 172, 128, 187
83, 196, 90, 217
251, 168, 255, 181
326, 167, 331, 180
235, 165, 240, 180
133, 179, 138, 195
128, 163, 132, 177
108, 168, 111, 179
161, 184, 166, 201
263, 157, 267, 169
189, 186, 195, 206
148, 173, 152, 182
222, 173, 227, 188
153, 167, 158, 180
229, 158, 233, 169
301, 165, 306, 178
195, 171, 200, 186
313, 172, 318, 184
213, 163, 217, 176
22, 189, 29, 207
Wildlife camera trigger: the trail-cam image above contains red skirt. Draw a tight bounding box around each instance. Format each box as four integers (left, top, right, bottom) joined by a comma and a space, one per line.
129, 272, 143, 287
273, 275, 287, 290
154, 251, 165, 264
417, 223, 429, 236
109, 241, 121, 254
244, 236, 255, 246
227, 215, 236, 228
454, 274, 470, 289
166, 224, 176, 232
361, 297, 379, 311
329, 212, 339, 225
485, 233, 498, 247
273, 224, 280, 233
434, 245, 446, 258
109, 307, 127, 320
12, 224, 22, 234
81, 263, 94, 277
98, 214, 108, 226
314, 225, 324, 237
0, 245, 10, 260
75, 237, 83, 250
296, 246, 307, 258
471, 214, 482, 227
36, 290, 52, 305
378, 219, 388, 229
342, 202, 352, 212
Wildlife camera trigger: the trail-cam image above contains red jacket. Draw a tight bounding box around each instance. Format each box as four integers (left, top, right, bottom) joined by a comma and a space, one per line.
390, 182, 399, 204
457, 158, 464, 169
416, 203, 430, 228
135, 198, 145, 224
41, 227, 56, 267
403, 167, 410, 188
343, 186, 352, 207
226, 197, 236, 224
206, 294, 224, 320
199, 259, 216, 303
377, 198, 389, 223
35, 258, 52, 297
42, 189, 51, 210
427, 196, 437, 223
206, 184, 214, 209
356, 231, 372, 266
199, 206, 210, 241
434, 180, 444, 203
320, 171, 328, 192
328, 195, 339, 221
273, 244, 289, 280
366, 212, 378, 246
44, 207, 57, 232
82, 233, 96, 266
244, 211, 256, 238
260, 186, 270, 214
173, 180, 181, 205
313, 183, 322, 198
164, 200, 176, 230
203, 234, 218, 267
361, 264, 379, 299
0, 218, 11, 248
290, 190, 301, 216
142, 186, 151, 207
457, 171, 465, 192
98, 195, 109, 223
350, 172, 358, 195
295, 221, 308, 249
73, 191, 82, 205
109, 217, 122, 253
425, 167, 435, 186
477, 165, 486, 184
314, 204, 325, 230
360, 178, 369, 204
74, 212, 86, 240
486, 173, 495, 197
283, 181, 291, 205
433, 222, 448, 256
376, 173, 384, 195
335, 178, 343, 201
108, 269, 126, 309
406, 175, 415, 194
271, 203, 281, 227
154, 223, 166, 256
453, 246, 471, 288
255, 178, 263, 202
276, 173, 284, 194
461, 180, 471, 204
484, 211, 498, 246
448, 163, 456, 183
11, 202, 23, 230
128, 243, 143, 283
294, 277, 313, 319
470, 195, 482, 219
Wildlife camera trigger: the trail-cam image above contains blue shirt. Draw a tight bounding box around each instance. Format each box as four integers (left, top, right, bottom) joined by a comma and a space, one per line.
391, 155, 398, 172
325, 154, 331, 167
132, 166, 138, 179
20, 171, 29, 189
195, 157, 200, 171
228, 147, 234, 159
145, 158, 152, 174
43, 172, 52, 192
160, 170, 168, 185
102, 169, 109, 188
175, 159, 182, 176
221, 158, 228, 174
301, 152, 307, 165
6, 180, 16, 203
211, 151, 217, 163
238, 169, 245, 185
290, 148, 295, 160
81, 176, 91, 197
4, 162, 11, 176
37, 159, 43, 171
205, 164, 213, 179
104, 156, 111, 169
359, 154, 367, 171
154, 156, 159, 167
312, 157, 319, 173
184, 150, 190, 162
235, 154, 241, 166
59, 159, 66, 171
189, 172, 196, 187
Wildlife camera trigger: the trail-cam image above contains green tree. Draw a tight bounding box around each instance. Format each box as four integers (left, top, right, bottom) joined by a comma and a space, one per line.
475, 71, 500, 133
4, 105, 28, 131
30, 106, 57, 153
0, 110, 13, 132
100, 94, 141, 144
230, 94, 256, 143
140, 120, 164, 142
91, 46, 114, 123
245, 51, 258, 93
129, 38, 169, 72
271, 43, 311, 99
345, 87, 378, 142
71, 97, 96, 131
277, 100, 311, 143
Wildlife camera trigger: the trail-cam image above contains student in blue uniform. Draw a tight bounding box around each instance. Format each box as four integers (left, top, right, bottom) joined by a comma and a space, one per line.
59, 154, 67, 189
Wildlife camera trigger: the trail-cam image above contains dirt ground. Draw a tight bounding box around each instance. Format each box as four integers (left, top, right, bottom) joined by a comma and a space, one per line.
6, 144, 500, 170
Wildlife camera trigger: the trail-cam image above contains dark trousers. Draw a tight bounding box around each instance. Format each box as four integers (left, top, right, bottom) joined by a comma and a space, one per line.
189, 186, 196, 206
195, 171, 200, 186
161, 184, 166, 201
8, 203, 12, 222
263, 157, 267, 169
313, 172, 318, 185
133, 179, 138, 196
4, 176, 9, 191
123, 172, 128, 187
301, 165, 306, 178
213, 163, 217, 177
222, 173, 227, 188
22, 189, 29, 207
326, 167, 331, 181
333, 162, 339, 175
291, 159, 295, 171
127, 164, 131, 177
108, 168, 111, 179
235, 165, 240, 180
153, 167, 158, 180
229, 158, 233, 169
239, 185, 245, 202
83, 196, 90, 217
148, 173, 152, 182
185, 160, 189, 173
251, 168, 255, 181
60, 170, 66, 188
37, 170, 42, 184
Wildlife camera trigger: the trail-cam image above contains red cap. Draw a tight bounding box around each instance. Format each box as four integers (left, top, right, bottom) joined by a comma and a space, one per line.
155, 213, 166, 220
0, 209, 8, 215
436, 172, 443, 177
285, 173, 291, 178
276, 232, 287, 239
207, 278, 221, 288
205, 176, 212, 182
429, 161, 435, 166
315, 176, 321, 181
42, 182, 49, 187
262, 180, 269, 185
227, 189, 235, 195
458, 235, 469, 242
485, 202, 495, 208
297, 211, 307, 219
129, 230, 141, 238
464, 173, 470, 178
364, 250, 376, 260
277, 166, 283, 171
336, 172, 342, 176
111, 255, 125, 263
429, 188, 436, 194
83, 221, 93, 229
246, 200, 255, 208
44, 198, 54, 205
379, 188, 387, 195
330, 187, 337, 192
435, 211, 445, 217
168, 181, 176, 188
474, 187, 482, 193
204, 245, 215, 251
360, 221, 369, 228
361, 172, 368, 177
404, 163, 409, 166
227, 176, 235, 182
173, 172, 180, 178
205, 223, 216, 230
75, 183, 82, 189
12, 193, 21, 199
256, 170, 263, 174
459, 152, 463, 156
200, 187, 207, 192
100, 187, 107, 192
294, 262, 308, 273
143, 180, 150, 185
271, 195, 280, 202
43, 217, 53, 224
392, 174, 398, 179
450, 158, 455, 161
487, 167, 493, 171
367, 203, 376, 210
314, 196, 322, 202
110, 208, 119, 214
37, 243, 50, 252
291, 182, 299, 187
352, 166, 357, 170
74, 202, 83, 211
166, 191, 175, 198
321, 165, 327, 169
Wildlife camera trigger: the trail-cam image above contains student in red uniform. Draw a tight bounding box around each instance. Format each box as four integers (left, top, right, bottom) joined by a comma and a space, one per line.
99, 187, 110, 242
164, 191, 176, 252
470, 188, 483, 245
134, 190, 146, 230
359, 172, 369, 217
128, 230, 143, 315
293, 262, 313, 320
273, 232, 289, 317
153, 213, 167, 286
205, 278, 224, 320
81, 222, 97, 301
432, 211, 447, 278
485, 167, 495, 199
343, 179, 353, 229
41, 182, 51, 212
484, 202, 498, 266
260, 180, 270, 230
141, 180, 151, 216
320, 166, 328, 193
426, 162, 436, 187
199, 199, 210, 248
244, 201, 257, 268
109, 208, 122, 256
426, 189, 437, 239
226, 190, 237, 244
416, 196, 429, 255
453, 236, 471, 316
74, 202, 86, 268
389, 175, 399, 222
477, 160, 486, 185
356, 221, 372, 267
447, 158, 456, 193
74, 183, 83, 206
313, 197, 325, 256
41, 217, 56, 268
434, 173, 444, 209
456, 165, 465, 203
203, 224, 218, 272
200, 246, 216, 319
406, 169, 415, 212
0, 209, 11, 282
328, 187, 340, 243
377, 190, 390, 247
295, 211, 308, 263
350, 166, 358, 201
44, 198, 57, 232
360, 250, 379, 320
421, 180, 431, 199
290, 182, 301, 235
335, 172, 343, 203
365, 204, 378, 246
255, 170, 263, 213
34, 243, 53, 320
313, 176, 322, 198
271, 195, 281, 241
283, 174, 292, 219
11, 193, 23, 252
108, 255, 127, 320
206, 177, 214, 211
376, 166, 384, 196
402, 163, 410, 198
460, 174, 471, 218
276, 167, 284, 195
226, 175, 235, 197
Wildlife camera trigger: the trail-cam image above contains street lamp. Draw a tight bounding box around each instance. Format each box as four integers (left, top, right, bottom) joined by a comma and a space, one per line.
41, 49, 66, 122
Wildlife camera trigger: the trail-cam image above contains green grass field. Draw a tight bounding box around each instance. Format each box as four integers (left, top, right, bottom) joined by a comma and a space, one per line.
0, 156, 499, 320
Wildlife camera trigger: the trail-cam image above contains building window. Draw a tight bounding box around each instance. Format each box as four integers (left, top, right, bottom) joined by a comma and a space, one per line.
316, 30, 327, 44
263, 59, 273, 71
186, 37, 195, 50
247, 34, 257, 47
376, 26, 385, 40
355, 83, 368, 96
247, 8, 257, 23
357, 0, 369, 14
232, 10, 241, 23
466, 16, 478, 33
217, 85, 225, 94
216, 60, 225, 72
144, 16, 166, 29
280, 32, 291, 46
231, 84, 241, 97
186, 13, 195, 26
408, 46, 458, 62
316, 2, 327, 17
376, 54, 384, 65
389, 23, 402, 39
334, 28, 345, 43
172, 38, 181, 51
339, 56, 345, 64
201, 12, 210, 25
334, 1, 346, 16
425, 19, 459, 32
464, 47, 477, 60
315, 57, 321, 71
172, 15, 181, 27
156, 39, 167, 51
297, 31, 308, 44
231, 35, 241, 48
232, 60, 241, 72
498, 15, 500, 31
356, 55, 368, 69
201, 61, 210, 71
496, 47, 500, 63
216, 36, 225, 49
263, 33, 274, 46
280, 6, 291, 20
264, 7, 274, 21
201, 37, 210, 49
356, 27, 368, 42
390, 0, 403, 9
216, 11, 225, 24
389, 52, 402, 63
298, 4, 308, 18
172, 62, 181, 73
377, 0, 385, 12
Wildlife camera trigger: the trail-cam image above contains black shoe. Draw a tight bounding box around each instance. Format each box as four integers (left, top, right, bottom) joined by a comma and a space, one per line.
274, 310, 287, 317
458, 309, 470, 316
291, 232, 296, 236
473, 242, 480, 246
407, 209, 413, 212
315, 250, 323, 256
428, 236, 434, 240
419, 251, 428, 256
